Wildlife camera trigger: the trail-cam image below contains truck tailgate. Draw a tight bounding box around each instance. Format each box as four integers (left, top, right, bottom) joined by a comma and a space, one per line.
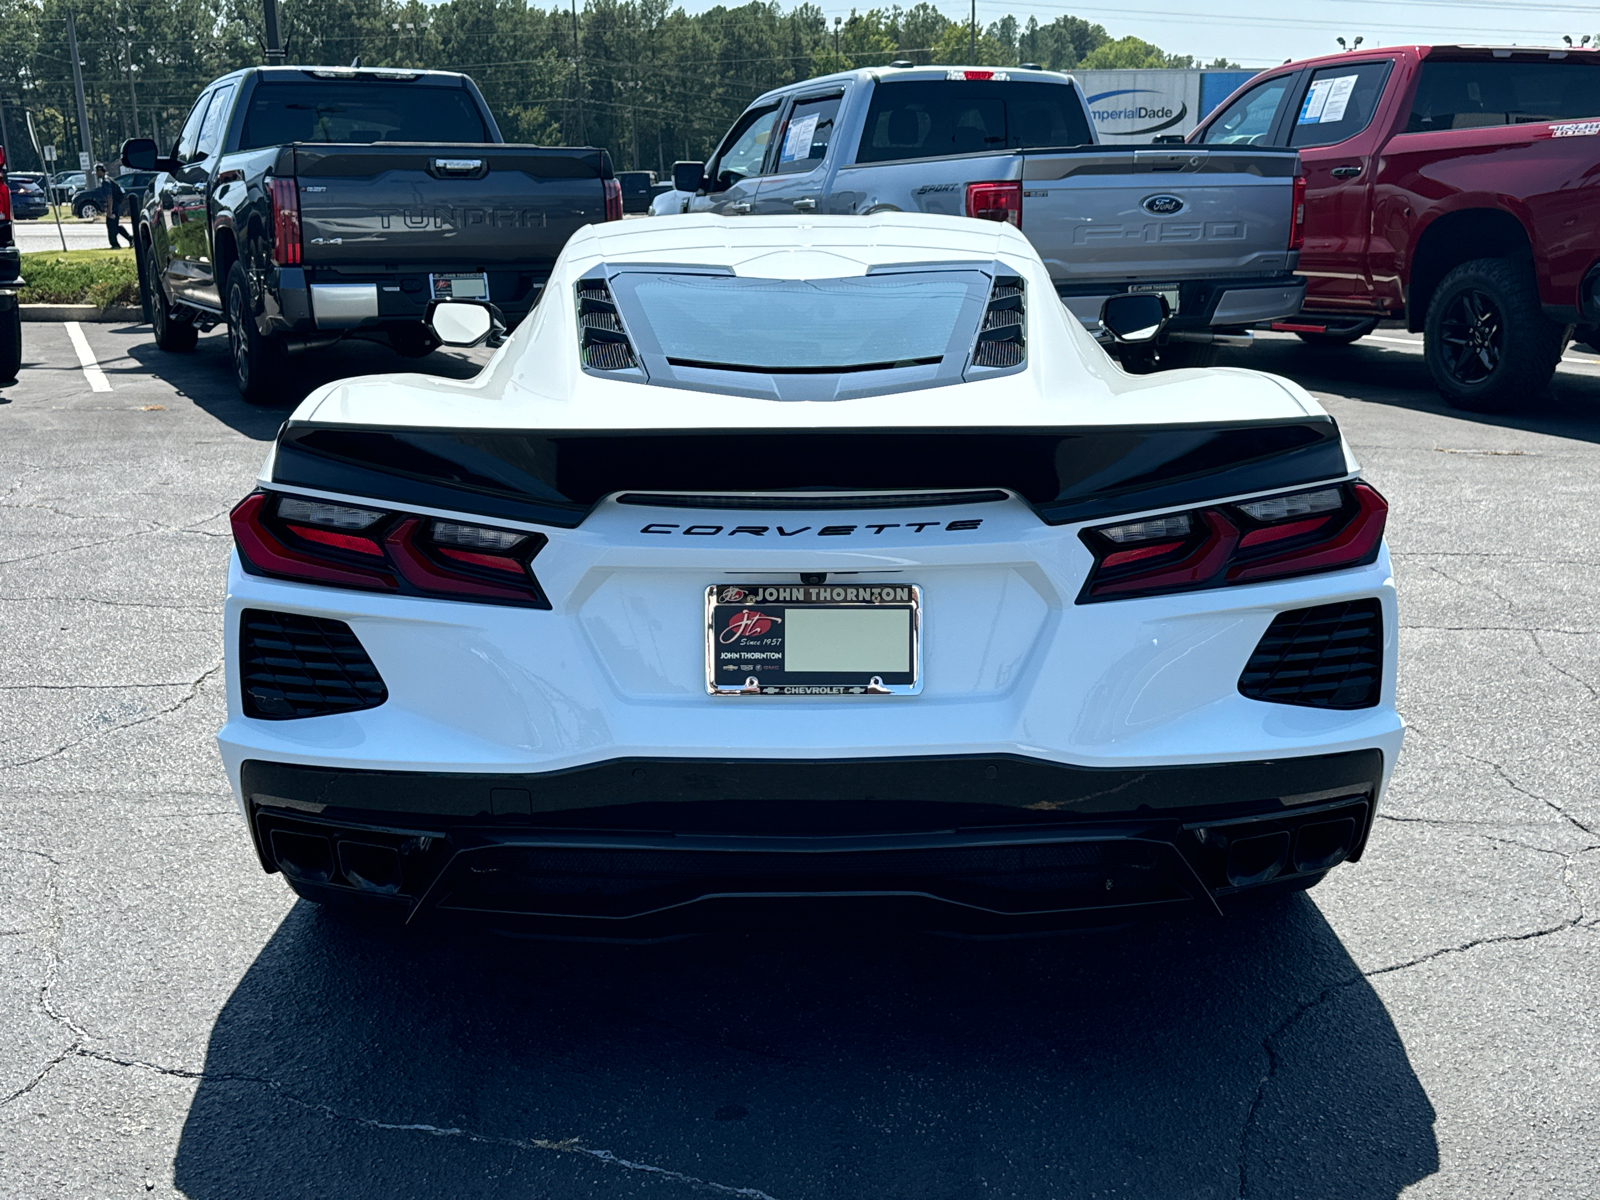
1020, 148, 1300, 283
290, 144, 608, 269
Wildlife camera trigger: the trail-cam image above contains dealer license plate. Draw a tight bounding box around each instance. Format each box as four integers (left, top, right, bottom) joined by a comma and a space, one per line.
429, 272, 490, 301
706, 583, 921, 696
1128, 282, 1180, 313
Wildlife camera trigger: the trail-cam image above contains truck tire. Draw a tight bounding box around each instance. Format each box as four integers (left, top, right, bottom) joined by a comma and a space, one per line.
133, 235, 153, 325
147, 249, 198, 353
388, 322, 439, 359
1118, 342, 1219, 373
1425, 258, 1562, 412
225, 262, 283, 404
1295, 319, 1376, 347
0, 294, 21, 382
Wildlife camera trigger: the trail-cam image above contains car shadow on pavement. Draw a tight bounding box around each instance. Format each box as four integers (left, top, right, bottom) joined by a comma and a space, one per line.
1223, 338, 1600, 445
171, 894, 1437, 1199
119, 329, 487, 442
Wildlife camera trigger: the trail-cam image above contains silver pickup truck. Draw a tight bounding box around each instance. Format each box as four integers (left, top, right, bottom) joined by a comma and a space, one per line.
669, 66, 1305, 369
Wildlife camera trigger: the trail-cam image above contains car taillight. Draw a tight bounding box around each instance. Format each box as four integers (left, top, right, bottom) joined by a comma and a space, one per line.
603, 178, 623, 222
1078, 483, 1387, 603
268, 177, 301, 266
1289, 174, 1306, 252
0, 180, 11, 223
966, 180, 1021, 226
230, 491, 551, 607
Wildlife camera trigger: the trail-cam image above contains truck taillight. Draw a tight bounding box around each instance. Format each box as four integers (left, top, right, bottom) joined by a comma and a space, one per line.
603, 179, 622, 222
268, 177, 301, 266
0, 181, 11, 224
966, 180, 1021, 226
1289, 175, 1306, 252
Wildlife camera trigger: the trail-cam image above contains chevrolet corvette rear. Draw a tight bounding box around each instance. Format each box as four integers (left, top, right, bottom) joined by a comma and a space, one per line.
218, 214, 1401, 933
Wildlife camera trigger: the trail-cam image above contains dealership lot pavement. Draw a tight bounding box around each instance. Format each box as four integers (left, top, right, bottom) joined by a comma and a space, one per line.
1, 320, 1596, 1199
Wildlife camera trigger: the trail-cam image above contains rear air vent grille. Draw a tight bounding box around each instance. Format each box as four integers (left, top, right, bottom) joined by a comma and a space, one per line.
616, 489, 1010, 510
240, 609, 388, 720
575, 278, 638, 372
973, 274, 1025, 369
1238, 600, 1382, 710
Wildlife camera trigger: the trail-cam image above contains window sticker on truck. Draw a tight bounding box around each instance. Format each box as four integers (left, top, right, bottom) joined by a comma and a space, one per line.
781, 114, 820, 163
1551, 121, 1600, 138
1300, 74, 1358, 124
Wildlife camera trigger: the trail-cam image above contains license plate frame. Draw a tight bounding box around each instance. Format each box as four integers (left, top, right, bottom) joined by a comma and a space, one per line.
705, 583, 922, 696
1127, 281, 1180, 314
428, 272, 490, 302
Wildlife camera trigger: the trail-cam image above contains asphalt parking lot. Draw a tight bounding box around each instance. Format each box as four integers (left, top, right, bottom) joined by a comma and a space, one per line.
1, 320, 1596, 1199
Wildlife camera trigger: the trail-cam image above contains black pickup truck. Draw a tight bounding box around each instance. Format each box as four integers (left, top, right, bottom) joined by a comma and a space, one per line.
123, 66, 621, 401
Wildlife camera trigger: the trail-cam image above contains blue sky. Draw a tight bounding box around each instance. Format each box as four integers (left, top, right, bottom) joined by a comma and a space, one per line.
670, 0, 1600, 69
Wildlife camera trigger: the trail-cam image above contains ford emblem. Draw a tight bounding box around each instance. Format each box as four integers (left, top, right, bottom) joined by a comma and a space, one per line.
1142, 194, 1185, 216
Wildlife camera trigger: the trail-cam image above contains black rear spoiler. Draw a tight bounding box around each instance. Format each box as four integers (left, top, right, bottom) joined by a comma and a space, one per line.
269, 419, 1348, 529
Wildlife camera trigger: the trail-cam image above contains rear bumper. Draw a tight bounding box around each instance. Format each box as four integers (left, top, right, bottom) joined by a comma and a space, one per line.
1058, 275, 1306, 335
264, 264, 544, 335
242, 749, 1382, 932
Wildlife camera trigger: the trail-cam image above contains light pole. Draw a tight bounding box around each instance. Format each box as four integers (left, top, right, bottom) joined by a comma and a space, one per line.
1335, 36, 1364, 52
833, 16, 842, 69
263, 0, 284, 63
970, 0, 976, 63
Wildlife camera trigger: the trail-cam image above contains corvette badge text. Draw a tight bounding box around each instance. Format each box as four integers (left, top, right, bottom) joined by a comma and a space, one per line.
641, 520, 982, 536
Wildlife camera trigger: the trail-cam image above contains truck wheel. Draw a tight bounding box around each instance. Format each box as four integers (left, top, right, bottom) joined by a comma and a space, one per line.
1425, 258, 1562, 412
1118, 342, 1219, 373
225, 262, 282, 404
388, 323, 440, 359
147, 249, 198, 353
1295, 319, 1376, 347
0, 295, 21, 382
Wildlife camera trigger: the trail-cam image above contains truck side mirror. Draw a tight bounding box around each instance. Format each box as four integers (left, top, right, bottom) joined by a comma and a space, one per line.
121, 138, 158, 171
672, 160, 706, 194
428, 301, 495, 348
1099, 293, 1169, 344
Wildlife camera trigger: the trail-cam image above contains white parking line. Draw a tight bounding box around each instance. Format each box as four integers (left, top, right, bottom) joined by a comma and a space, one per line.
63, 322, 112, 392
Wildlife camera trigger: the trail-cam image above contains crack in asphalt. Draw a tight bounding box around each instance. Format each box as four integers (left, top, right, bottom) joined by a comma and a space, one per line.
1401, 624, 1599, 635
1530, 630, 1600, 702
31, 1049, 783, 1199
0, 682, 205, 692
1236, 909, 1587, 1197
0, 662, 222, 773
1401, 725, 1598, 840
0, 593, 219, 613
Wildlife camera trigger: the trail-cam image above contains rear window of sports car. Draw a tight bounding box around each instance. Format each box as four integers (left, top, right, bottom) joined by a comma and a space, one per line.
611, 270, 986, 373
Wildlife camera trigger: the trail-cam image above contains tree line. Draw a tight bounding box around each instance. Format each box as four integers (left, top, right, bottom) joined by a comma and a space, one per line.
0, 0, 1236, 178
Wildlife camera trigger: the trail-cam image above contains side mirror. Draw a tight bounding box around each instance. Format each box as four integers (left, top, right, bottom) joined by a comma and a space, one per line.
1099, 293, 1169, 344
672, 160, 706, 194
121, 137, 158, 171
428, 301, 495, 347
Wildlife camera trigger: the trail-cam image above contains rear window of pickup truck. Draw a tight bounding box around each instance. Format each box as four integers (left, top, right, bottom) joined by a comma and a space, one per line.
1407, 60, 1600, 132
856, 80, 1092, 163
238, 82, 490, 149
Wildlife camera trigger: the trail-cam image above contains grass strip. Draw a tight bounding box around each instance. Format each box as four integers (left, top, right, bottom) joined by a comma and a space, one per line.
18, 248, 139, 307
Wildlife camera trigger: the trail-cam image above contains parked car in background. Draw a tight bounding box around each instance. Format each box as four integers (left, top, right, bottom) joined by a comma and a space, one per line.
649, 183, 692, 215
1192, 44, 1600, 410
615, 169, 657, 212
0, 153, 21, 380
47, 171, 87, 205
673, 65, 1308, 370
8, 174, 49, 220
124, 63, 621, 402
71, 170, 158, 218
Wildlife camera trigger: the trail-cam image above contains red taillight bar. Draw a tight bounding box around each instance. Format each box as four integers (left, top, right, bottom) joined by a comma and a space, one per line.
1289, 175, 1306, 253
966, 180, 1022, 227
268, 177, 301, 267
603, 178, 623, 222
231, 492, 550, 608
1079, 483, 1388, 602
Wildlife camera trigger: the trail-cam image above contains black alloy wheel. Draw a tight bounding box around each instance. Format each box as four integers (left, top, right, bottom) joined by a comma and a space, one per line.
147, 244, 198, 353
226, 261, 282, 404
1424, 257, 1562, 412
1437, 288, 1502, 384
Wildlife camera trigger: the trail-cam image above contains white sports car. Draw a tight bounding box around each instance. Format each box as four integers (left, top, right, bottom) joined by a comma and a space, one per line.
220, 213, 1400, 932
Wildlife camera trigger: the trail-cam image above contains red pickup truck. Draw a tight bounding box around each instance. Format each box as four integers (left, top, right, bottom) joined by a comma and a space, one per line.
1191, 45, 1600, 412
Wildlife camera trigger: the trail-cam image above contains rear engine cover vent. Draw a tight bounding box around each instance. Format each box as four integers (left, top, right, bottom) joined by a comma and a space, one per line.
1238, 599, 1382, 710
576, 279, 638, 371
240, 609, 388, 720
973, 275, 1025, 369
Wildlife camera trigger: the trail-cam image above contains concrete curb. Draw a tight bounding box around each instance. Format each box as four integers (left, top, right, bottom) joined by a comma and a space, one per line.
21, 304, 143, 323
